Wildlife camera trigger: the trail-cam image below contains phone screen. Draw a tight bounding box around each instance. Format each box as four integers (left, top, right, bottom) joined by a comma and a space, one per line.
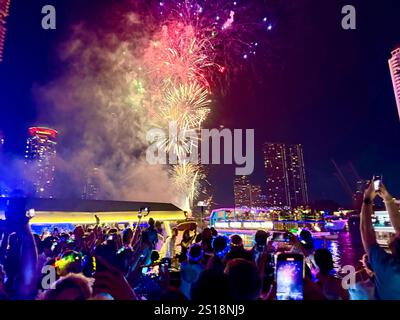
374, 177, 382, 191
272, 232, 289, 242
276, 254, 304, 300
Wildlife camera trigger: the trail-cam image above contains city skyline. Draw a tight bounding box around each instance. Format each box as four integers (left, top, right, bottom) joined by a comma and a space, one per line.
1, 1, 400, 208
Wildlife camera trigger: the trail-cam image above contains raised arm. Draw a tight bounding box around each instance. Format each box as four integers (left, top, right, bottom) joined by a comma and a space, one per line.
377, 184, 400, 233
14, 221, 38, 299
360, 179, 377, 253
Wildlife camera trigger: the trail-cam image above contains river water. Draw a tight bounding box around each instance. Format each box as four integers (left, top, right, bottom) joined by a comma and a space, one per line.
315, 229, 364, 272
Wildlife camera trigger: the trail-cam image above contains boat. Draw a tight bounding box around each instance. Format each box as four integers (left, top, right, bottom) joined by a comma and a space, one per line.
208, 207, 340, 247
324, 216, 347, 231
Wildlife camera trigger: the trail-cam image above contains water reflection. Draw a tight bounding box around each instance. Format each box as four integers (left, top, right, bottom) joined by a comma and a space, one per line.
314, 231, 364, 273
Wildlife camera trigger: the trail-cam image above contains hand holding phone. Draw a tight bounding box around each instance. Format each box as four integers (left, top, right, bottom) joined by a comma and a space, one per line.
373, 175, 383, 191
276, 253, 304, 300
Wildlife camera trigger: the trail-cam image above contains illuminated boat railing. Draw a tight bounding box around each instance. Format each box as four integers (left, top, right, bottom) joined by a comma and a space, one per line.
214, 220, 274, 230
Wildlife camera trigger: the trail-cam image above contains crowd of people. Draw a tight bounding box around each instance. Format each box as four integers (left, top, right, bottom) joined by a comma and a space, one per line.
0, 179, 399, 300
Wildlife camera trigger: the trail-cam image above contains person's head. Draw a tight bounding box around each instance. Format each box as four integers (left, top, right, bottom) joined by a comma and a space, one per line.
38, 273, 93, 300
56, 250, 83, 276
160, 289, 188, 301
122, 228, 133, 245
201, 228, 212, 241
254, 230, 268, 248
299, 229, 314, 251
42, 236, 57, 257
388, 233, 400, 259
314, 248, 334, 275
230, 234, 243, 250
191, 269, 230, 301
73, 226, 85, 241
188, 243, 203, 263
148, 218, 155, 228
155, 220, 162, 231
224, 258, 261, 300
171, 227, 178, 238
210, 227, 218, 237
212, 235, 230, 258
182, 229, 191, 241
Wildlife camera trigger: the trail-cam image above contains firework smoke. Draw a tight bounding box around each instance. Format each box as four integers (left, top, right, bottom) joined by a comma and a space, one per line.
33, 0, 282, 211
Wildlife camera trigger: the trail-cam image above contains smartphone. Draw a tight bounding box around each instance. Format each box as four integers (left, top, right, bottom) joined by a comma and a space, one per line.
271, 232, 290, 243
374, 175, 382, 191
276, 253, 304, 300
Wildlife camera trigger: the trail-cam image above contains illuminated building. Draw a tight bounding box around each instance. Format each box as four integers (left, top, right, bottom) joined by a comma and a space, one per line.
389, 44, 400, 120
0, 0, 10, 62
25, 127, 58, 198
263, 143, 308, 207
82, 167, 100, 200
234, 175, 251, 207
250, 184, 264, 208
233, 176, 265, 208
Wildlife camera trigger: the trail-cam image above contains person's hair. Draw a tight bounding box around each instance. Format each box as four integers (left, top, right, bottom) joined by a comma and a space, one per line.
254, 230, 268, 246
230, 234, 243, 247
172, 227, 178, 236
210, 227, 218, 237
148, 218, 155, 226
188, 244, 203, 263
212, 236, 229, 256
38, 273, 92, 300
122, 228, 133, 244
314, 248, 334, 274
201, 228, 212, 240
300, 229, 313, 242
160, 289, 188, 301
191, 269, 230, 301
155, 220, 162, 228
225, 258, 261, 300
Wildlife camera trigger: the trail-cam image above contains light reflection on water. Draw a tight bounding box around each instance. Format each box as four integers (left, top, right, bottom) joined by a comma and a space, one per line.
313, 230, 364, 272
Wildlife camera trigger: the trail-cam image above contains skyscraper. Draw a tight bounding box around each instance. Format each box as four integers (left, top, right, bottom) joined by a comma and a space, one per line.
250, 184, 264, 208
0, 0, 10, 62
25, 127, 58, 198
82, 167, 100, 200
233, 176, 265, 208
389, 44, 400, 120
234, 175, 252, 207
263, 143, 308, 207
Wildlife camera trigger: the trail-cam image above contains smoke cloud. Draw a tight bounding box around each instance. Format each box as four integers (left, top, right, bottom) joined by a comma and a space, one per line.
33, 9, 185, 208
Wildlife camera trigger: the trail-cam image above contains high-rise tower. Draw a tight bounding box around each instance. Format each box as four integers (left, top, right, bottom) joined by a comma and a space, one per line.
25, 127, 58, 198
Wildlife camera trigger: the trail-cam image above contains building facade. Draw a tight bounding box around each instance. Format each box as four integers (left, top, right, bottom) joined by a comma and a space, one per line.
263, 143, 308, 207
234, 175, 252, 207
233, 176, 265, 208
25, 127, 58, 198
0, 0, 10, 62
82, 167, 100, 200
389, 45, 400, 120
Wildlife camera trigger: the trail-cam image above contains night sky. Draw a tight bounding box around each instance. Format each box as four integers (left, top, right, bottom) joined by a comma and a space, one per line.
1, 0, 400, 207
